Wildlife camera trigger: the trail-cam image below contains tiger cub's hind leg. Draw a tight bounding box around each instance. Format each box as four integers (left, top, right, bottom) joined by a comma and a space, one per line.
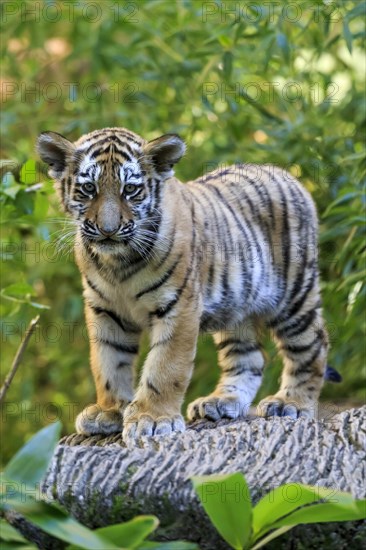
258, 305, 328, 419
187, 320, 264, 421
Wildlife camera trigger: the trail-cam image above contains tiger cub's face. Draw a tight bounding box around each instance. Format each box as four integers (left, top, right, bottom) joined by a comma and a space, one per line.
36, 127, 185, 257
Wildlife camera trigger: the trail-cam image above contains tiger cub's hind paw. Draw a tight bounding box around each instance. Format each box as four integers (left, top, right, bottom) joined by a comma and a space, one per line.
187, 394, 248, 422
257, 394, 316, 420
75, 404, 123, 435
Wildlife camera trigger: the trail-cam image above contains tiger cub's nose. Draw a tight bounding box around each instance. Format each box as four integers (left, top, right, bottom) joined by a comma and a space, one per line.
99, 225, 119, 237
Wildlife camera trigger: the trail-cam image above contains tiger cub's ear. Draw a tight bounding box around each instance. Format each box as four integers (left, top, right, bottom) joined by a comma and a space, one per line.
36, 131, 75, 178
143, 134, 186, 180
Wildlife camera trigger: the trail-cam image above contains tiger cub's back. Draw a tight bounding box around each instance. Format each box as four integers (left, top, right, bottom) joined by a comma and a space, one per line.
187, 163, 319, 326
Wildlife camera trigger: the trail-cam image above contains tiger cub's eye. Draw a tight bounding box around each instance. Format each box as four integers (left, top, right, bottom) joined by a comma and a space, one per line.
81, 182, 96, 195
124, 183, 138, 194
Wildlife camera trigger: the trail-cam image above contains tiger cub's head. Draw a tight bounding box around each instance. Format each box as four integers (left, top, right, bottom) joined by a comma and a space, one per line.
36, 127, 185, 256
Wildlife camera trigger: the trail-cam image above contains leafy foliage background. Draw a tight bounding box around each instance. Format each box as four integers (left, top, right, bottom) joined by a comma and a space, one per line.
1, 0, 365, 463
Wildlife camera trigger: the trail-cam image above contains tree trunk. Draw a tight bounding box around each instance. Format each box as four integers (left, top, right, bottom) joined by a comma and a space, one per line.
38, 406, 366, 549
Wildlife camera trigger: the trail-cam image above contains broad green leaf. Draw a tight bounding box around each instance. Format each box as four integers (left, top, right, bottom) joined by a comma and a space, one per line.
251, 526, 293, 550
4, 422, 61, 486
20, 160, 38, 185
1, 283, 35, 298
2, 185, 22, 199
0, 544, 37, 550
138, 542, 198, 549
4, 499, 118, 550
95, 516, 158, 548
192, 473, 252, 550
270, 499, 366, 531
1, 172, 16, 187
33, 192, 49, 219
0, 484, 46, 515
0, 519, 28, 542
252, 484, 357, 540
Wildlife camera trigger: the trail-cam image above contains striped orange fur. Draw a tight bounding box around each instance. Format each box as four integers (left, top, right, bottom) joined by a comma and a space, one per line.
37, 127, 328, 441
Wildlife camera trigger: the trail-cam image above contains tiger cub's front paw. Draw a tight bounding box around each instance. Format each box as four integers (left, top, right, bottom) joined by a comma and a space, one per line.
257, 393, 317, 419
187, 394, 247, 422
75, 404, 123, 435
122, 402, 185, 442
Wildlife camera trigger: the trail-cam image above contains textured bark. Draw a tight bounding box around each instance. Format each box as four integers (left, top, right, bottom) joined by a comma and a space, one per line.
38, 406, 366, 549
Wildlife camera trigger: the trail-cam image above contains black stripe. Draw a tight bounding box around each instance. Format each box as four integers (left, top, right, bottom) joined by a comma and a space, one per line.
85, 276, 108, 301
288, 339, 324, 377
113, 136, 137, 159
225, 182, 267, 299
276, 308, 317, 338
135, 254, 182, 299
217, 339, 258, 351
147, 379, 160, 395
150, 199, 196, 319
216, 338, 242, 351
268, 266, 317, 330
60, 177, 66, 204
276, 183, 309, 313
282, 269, 317, 322
192, 189, 220, 299
223, 364, 262, 377
196, 185, 245, 303
244, 171, 275, 230
99, 339, 138, 354
150, 336, 172, 349
91, 305, 140, 334
282, 332, 322, 354
116, 361, 130, 369
150, 262, 191, 319
223, 343, 260, 358
154, 225, 176, 271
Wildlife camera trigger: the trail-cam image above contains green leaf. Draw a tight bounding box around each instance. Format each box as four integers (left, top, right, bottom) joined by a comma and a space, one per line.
253, 484, 335, 540
4, 422, 61, 486
1, 283, 35, 298
29, 301, 51, 310
2, 185, 22, 199
222, 51, 233, 80
343, 20, 353, 53
28, 508, 118, 549
20, 160, 38, 185
270, 499, 366, 530
347, 2, 366, 20
0, 519, 28, 542
0, 544, 37, 550
95, 516, 158, 548
251, 526, 293, 550
0, 483, 47, 515
138, 542, 198, 549
33, 192, 49, 219
192, 473, 252, 550
252, 485, 364, 542
1, 498, 118, 550
276, 33, 290, 62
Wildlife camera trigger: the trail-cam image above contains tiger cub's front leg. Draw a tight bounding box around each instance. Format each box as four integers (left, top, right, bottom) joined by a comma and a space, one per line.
76, 302, 141, 435
122, 302, 200, 442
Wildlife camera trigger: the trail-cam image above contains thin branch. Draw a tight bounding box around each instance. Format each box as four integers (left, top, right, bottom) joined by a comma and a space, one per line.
0, 315, 40, 405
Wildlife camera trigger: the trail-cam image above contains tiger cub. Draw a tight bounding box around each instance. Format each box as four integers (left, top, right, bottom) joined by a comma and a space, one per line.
37, 127, 328, 442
